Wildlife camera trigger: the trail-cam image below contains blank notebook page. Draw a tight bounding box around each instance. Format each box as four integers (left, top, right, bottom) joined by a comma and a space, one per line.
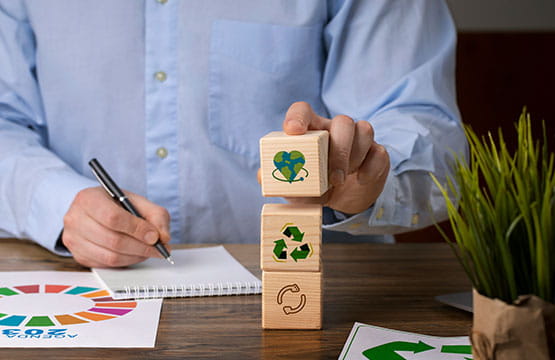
92, 246, 261, 299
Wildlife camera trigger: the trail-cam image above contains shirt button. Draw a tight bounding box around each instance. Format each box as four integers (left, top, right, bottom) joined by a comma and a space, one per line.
375, 207, 384, 220
156, 0, 168, 3
348, 223, 362, 230
154, 71, 167, 82
156, 147, 168, 159
411, 214, 419, 225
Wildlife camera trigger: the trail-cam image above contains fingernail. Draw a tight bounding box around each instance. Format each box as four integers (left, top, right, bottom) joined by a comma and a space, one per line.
287, 119, 303, 131
144, 231, 158, 244
330, 169, 345, 186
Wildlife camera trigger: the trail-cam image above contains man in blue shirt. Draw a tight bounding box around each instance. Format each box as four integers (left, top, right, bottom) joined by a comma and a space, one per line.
0, 1, 467, 267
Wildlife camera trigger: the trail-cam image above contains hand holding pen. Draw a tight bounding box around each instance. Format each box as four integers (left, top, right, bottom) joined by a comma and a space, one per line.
61, 160, 173, 268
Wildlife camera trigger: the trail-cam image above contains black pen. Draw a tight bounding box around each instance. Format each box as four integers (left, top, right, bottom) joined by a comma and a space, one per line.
88, 158, 174, 265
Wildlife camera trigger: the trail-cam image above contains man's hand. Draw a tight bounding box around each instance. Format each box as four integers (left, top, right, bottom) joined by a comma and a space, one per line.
278, 101, 390, 215
62, 187, 171, 268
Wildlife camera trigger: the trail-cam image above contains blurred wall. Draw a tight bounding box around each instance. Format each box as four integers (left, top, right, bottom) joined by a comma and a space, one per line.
446, 0, 555, 31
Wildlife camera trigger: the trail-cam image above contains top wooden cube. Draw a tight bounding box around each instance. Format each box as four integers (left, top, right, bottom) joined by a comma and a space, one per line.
259, 131, 329, 197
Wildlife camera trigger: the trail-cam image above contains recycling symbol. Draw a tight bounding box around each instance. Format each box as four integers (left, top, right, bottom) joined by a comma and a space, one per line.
272, 223, 313, 262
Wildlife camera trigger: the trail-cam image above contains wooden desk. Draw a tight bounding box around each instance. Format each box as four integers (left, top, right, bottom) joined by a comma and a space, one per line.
0, 239, 472, 359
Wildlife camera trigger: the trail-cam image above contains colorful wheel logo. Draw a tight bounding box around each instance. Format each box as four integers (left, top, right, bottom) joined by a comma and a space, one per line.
0, 284, 137, 327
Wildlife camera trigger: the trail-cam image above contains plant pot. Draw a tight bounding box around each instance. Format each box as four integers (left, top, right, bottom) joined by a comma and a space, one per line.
471, 289, 555, 359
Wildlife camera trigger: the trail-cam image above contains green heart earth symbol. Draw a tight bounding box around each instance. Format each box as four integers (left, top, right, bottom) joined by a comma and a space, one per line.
272, 151, 309, 183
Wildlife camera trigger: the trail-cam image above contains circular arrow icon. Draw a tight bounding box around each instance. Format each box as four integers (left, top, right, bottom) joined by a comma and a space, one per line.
276, 284, 307, 315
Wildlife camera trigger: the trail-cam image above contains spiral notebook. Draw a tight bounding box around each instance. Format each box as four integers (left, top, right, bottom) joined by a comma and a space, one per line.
92, 246, 261, 299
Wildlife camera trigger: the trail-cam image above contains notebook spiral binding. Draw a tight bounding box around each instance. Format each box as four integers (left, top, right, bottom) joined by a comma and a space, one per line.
116, 281, 262, 299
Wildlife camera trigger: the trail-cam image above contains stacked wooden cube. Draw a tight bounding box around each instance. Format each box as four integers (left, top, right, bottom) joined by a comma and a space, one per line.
259, 130, 328, 329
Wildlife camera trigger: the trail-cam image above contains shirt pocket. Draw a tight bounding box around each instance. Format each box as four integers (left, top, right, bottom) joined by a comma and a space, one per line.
208, 19, 325, 167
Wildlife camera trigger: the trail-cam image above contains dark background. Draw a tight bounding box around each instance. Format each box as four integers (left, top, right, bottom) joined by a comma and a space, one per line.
397, 32, 555, 243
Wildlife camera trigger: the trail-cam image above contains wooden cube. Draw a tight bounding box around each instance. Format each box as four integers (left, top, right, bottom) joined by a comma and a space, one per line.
262, 271, 322, 329
261, 204, 321, 272
259, 131, 329, 197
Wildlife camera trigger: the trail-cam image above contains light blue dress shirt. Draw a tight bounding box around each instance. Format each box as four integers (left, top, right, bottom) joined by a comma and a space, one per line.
0, 0, 467, 255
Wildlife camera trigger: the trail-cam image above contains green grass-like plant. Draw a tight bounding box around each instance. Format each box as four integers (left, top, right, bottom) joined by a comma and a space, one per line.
432, 110, 554, 304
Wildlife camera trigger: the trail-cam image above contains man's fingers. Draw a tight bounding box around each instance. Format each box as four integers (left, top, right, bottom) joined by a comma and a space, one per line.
71, 250, 104, 269
65, 187, 168, 268
65, 233, 148, 268
357, 142, 390, 186
77, 214, 162, 258
283, 101, 330, 135
127, 192, 171, 244
76, 190, 160, 245
328, 115, 355, 186
349, 120, 374, 174
70, 240, 109, 268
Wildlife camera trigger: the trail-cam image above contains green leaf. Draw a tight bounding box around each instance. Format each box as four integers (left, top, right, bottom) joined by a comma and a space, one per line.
432, 109, 554, 303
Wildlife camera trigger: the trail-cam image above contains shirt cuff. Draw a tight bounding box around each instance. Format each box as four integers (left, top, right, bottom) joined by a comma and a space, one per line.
26, 169, 97, 256
322, 206, 374, 234
322, 168, 400, 235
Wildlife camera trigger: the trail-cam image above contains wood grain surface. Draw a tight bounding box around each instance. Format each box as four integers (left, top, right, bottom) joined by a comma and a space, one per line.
261, 203, 322, 272
0, 238, 472, 359
262, 271, 322, 329
260, 130, 329, 197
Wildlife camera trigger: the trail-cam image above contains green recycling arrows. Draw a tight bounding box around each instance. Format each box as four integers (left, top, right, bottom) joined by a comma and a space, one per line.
272, 224, 312, 262
363, 341, 435, 360
283, 225, 304, 242
273, 239, 287, 259
362, 341, 473, 360
441, 345, 472, 355
291, 244, 310, 261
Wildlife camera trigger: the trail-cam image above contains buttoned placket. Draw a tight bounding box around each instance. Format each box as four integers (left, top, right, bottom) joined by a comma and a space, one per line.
144, 0, 181, 240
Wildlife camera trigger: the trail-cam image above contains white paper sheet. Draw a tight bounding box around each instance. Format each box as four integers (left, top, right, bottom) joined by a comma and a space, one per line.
0, 271, 162, 347
339, 322, 472, 360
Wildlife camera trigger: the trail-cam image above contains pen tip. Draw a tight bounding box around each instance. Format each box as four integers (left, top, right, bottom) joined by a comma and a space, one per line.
166, 256, 175, 265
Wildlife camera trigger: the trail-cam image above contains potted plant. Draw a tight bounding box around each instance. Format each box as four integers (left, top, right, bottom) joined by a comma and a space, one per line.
433, 110, 554, 359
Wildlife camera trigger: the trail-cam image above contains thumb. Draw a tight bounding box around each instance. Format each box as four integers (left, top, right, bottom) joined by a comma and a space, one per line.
283, 101, 330, 135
